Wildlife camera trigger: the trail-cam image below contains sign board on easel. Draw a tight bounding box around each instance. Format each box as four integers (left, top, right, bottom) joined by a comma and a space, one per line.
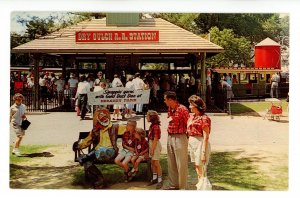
88, 88, 150, 106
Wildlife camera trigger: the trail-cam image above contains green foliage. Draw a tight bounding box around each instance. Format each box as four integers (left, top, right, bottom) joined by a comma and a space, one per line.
153, 13, 198, 33
195, 13, 279, 44
207, 27, 252, 67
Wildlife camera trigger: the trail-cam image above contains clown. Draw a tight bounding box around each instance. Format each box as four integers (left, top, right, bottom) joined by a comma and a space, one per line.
73, 108, 126, 188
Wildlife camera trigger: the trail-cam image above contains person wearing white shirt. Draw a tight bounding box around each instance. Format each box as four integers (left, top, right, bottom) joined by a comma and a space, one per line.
125, 76, 135, 118
54, 75, 65, 106
132, 72, 145, 114
76, 75, 91, 120
221, 79, 234, 99
68, 73, 78, 98
112, 74, 124, 120
39, 74, 48, 103
270, 73, 280, 98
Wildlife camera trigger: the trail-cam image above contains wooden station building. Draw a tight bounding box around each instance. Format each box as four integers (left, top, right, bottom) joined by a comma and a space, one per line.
12, 13, 223, 108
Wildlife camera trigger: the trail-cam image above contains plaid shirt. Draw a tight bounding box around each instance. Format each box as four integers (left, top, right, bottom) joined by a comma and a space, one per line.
122, 131, 135, 148
135, 137, 149, 154
187, 114, 211, 137
167, 103, 190, 134
148, 124, 161, 140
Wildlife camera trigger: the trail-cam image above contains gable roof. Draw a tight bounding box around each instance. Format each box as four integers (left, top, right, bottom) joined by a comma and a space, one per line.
12, 18, 223, 54
255, 37, 281, 47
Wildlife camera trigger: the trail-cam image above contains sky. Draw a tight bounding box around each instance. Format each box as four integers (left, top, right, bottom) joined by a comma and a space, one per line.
11, 11, 70, 34
11, 12, 290, 35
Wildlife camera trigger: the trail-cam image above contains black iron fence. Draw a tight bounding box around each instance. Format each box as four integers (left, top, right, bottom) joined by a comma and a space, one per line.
10, 84, 289, 113
10, 90, 75, 112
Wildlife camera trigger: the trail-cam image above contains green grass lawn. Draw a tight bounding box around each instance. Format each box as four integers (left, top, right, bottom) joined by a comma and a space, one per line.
230, 99, 288, 115
71, 153, 288, 190
10, 145, 53, 164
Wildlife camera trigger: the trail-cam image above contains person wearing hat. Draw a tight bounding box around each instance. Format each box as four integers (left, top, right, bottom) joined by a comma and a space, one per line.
73, 108, 127, 188
93, 71, 106, 88
132, 72, 145, 115
187, 95, 211, 184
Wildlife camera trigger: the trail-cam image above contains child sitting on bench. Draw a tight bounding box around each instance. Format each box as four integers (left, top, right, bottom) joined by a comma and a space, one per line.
128, 128, 149, 178
114, 120, 137, 182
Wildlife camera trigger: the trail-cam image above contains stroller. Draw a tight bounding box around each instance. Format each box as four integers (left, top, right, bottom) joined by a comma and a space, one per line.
264, 98, 283, 121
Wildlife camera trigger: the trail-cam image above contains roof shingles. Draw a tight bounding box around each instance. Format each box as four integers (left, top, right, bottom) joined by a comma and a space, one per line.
13, 18, 223, 54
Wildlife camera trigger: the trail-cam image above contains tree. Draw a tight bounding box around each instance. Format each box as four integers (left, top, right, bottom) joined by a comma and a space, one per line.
195, 13, 276, 44
11, 12, 95, 66
152, 13, 199, 33
206, 27, 252, 67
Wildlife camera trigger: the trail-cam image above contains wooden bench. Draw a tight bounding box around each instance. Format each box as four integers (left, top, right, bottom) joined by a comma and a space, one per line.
74, 131, 152, 180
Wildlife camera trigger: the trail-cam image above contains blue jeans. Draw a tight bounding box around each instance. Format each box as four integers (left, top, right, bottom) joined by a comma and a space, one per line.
95, 147, 116, 162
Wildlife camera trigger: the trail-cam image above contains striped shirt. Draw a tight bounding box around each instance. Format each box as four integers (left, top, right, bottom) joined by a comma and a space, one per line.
187, 114, 211, 137
167, 103, 190, 134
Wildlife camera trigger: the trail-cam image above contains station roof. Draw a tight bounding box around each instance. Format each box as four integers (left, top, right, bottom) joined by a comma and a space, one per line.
12, 18, 223, 54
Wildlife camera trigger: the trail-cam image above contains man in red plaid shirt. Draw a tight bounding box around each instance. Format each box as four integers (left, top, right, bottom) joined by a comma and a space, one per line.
163, 91, 190, 190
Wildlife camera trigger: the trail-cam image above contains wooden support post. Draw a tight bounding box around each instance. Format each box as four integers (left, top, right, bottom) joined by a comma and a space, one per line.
33, 54, 41, 109
199, 52, 207, 102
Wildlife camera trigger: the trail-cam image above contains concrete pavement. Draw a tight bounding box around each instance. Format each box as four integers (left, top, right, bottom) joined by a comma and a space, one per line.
10, 111, 289, 154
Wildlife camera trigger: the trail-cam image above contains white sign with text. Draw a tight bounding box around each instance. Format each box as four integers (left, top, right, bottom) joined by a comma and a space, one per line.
88, 88, 150, 105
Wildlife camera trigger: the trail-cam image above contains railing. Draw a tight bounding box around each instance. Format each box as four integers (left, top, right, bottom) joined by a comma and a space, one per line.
10, 84, 289, 113
10, 90, 75, 112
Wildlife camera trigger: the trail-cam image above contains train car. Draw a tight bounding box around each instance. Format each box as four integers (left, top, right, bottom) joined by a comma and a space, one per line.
211, 66, 289, 99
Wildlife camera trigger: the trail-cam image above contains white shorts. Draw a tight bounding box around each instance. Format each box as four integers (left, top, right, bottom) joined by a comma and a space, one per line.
149, 140, 162, 160
188, 136, 211, 166
12, 124, 25, 137
119, 148, 134, 158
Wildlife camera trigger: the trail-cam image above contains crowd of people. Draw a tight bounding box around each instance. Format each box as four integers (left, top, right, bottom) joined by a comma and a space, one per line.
10, 71, 206, 110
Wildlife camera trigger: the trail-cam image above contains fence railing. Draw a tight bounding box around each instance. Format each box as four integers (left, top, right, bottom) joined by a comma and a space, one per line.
10, 90, 75, 112
10, 85, 289, 113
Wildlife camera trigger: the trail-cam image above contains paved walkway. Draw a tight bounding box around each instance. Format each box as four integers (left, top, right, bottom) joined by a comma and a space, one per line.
10, 111, 289, 153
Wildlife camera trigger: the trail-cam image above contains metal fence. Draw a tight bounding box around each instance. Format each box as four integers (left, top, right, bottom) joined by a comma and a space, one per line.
10, 85, 289, 113
10, 90, 75, 112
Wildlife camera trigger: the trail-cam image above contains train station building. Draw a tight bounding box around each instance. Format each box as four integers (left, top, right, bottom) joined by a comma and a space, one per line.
12, 13, 223, 109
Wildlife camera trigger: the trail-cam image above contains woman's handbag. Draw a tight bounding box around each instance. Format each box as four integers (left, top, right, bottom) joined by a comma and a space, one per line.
196, 165, 212, 190
21, 119, 31, 130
